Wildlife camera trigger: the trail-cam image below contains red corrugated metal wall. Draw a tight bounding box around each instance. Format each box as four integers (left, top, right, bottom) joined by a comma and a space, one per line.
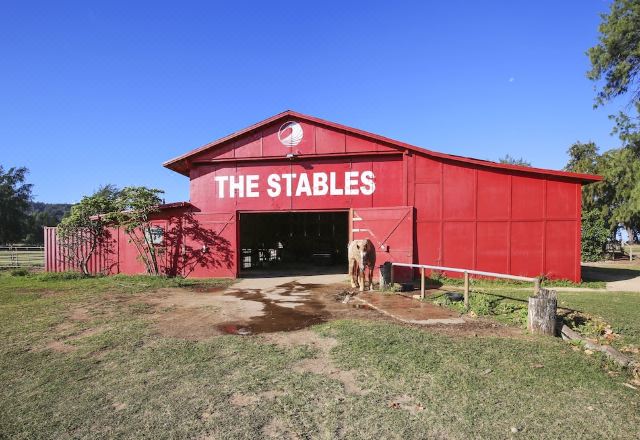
44, 211, 238, 277
45, 114, 586, 282
410, 155, 581, 281
44, 226, 120, 274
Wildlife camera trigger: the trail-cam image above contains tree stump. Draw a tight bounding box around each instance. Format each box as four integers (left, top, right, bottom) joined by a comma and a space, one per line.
527, 288, 557, 336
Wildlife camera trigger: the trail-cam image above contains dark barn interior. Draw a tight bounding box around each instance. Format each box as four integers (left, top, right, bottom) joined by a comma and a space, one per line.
239, 211, 348, 274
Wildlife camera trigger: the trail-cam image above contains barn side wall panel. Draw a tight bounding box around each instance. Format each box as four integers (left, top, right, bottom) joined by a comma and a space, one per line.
412, 155, 581, 281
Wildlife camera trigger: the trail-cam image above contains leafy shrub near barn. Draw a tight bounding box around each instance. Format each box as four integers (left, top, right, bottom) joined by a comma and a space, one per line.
581, 208, 610, 262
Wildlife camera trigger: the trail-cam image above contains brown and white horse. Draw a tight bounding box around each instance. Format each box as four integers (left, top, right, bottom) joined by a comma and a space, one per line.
348, 239, 376, 291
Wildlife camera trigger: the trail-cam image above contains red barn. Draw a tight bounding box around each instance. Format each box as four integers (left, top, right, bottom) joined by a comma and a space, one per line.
46, 111, 601, 282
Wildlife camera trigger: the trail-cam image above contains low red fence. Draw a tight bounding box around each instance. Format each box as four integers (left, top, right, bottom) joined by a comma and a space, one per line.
44, 227, 119, 274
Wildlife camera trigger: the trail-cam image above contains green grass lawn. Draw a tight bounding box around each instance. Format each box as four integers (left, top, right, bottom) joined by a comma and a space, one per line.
1, 272, 639, 439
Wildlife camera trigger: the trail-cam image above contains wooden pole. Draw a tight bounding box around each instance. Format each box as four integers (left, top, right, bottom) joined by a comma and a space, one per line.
390, 264, 394, 287
463, 271, 469, 310
420, 267, 425, 299
533, 277, 541, 296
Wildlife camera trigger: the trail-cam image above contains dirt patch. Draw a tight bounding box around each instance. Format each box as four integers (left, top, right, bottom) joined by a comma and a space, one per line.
229, 393, 260, 407
152, 308, 225, 339
260, 390, 286, 400
415, 317, 528, 339
66, 325, 109, 341
38, 289, 66, 298
112, 402, 127, 411
264, 329, 368, 395
293, 358, 366, 395
142, 288, 266, 339
228, 390, 286, 408
52, 321, 74, 333
93, 278, 529, 341
145, 288, 235, 309
35, 323, 111, 354
200, 408, 218, 421
262, 329, 338, 352
70, 307, 91, 321
43, 340, 76, 353
158, 281, 523, 340
143, 281, 379, 339
387, 394, 425, 415
262, 417, 299, 439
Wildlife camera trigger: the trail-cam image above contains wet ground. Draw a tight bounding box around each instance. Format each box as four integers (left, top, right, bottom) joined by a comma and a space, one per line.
356, 292, 464, 325
217, 282, 330, 335
142, 273, 521, 340
144, 273, 375, 339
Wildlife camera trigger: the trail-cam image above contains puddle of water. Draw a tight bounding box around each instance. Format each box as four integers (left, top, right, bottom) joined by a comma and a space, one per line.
217, 282, 330, 335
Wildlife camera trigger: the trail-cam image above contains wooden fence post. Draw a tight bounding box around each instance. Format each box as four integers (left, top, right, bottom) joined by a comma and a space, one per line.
463, 271, 469, 310
420, 267, 425, 299
533, 277, 541, 296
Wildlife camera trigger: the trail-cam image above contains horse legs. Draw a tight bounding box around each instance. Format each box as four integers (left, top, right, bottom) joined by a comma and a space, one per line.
359, 267, 365, 292
350, 259, 358, 288
368, 266, 375, 291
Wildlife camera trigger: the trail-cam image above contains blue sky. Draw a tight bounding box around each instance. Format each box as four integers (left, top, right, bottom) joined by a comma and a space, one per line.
0, 1, 620, 203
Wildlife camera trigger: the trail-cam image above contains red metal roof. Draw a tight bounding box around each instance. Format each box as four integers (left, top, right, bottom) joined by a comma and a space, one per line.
163, 110, 602, 183
157, 201, 193, 210
88, 202, 193, 220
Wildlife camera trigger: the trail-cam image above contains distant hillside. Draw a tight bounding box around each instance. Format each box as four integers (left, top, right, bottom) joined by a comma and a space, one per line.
22, 202, 72, 244
29, 202, 72, 219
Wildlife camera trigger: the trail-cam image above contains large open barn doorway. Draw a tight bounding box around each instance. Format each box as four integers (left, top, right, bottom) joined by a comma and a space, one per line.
239, 211, 349, 276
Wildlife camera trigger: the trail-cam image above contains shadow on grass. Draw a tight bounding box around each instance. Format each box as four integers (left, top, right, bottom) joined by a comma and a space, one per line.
581, 265, 640, 282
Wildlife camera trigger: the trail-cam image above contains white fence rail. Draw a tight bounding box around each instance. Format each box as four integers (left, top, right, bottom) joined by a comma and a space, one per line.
0, 246, 45, 268
389, 262, 540, 309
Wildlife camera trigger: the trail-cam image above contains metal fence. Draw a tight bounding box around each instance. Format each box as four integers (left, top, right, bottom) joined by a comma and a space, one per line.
0, 246, 45, 268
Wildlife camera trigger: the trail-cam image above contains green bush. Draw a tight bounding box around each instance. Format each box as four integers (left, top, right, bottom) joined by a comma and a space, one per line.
10, 268, 30, 277
470, 293, 493, 315
434, 292, 529, 327
581, 208, 610, 262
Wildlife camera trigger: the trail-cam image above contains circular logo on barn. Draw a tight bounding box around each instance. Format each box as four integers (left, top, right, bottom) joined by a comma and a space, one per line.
278, 121, 303, 147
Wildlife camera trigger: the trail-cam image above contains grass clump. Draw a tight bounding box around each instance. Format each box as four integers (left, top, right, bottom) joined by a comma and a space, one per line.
9, 268, 30, 277
433, 292, 529, 327
34, 270, 90, 281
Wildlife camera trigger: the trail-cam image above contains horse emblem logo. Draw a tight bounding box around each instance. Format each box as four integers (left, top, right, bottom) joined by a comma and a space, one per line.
278, 121, 303, 147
